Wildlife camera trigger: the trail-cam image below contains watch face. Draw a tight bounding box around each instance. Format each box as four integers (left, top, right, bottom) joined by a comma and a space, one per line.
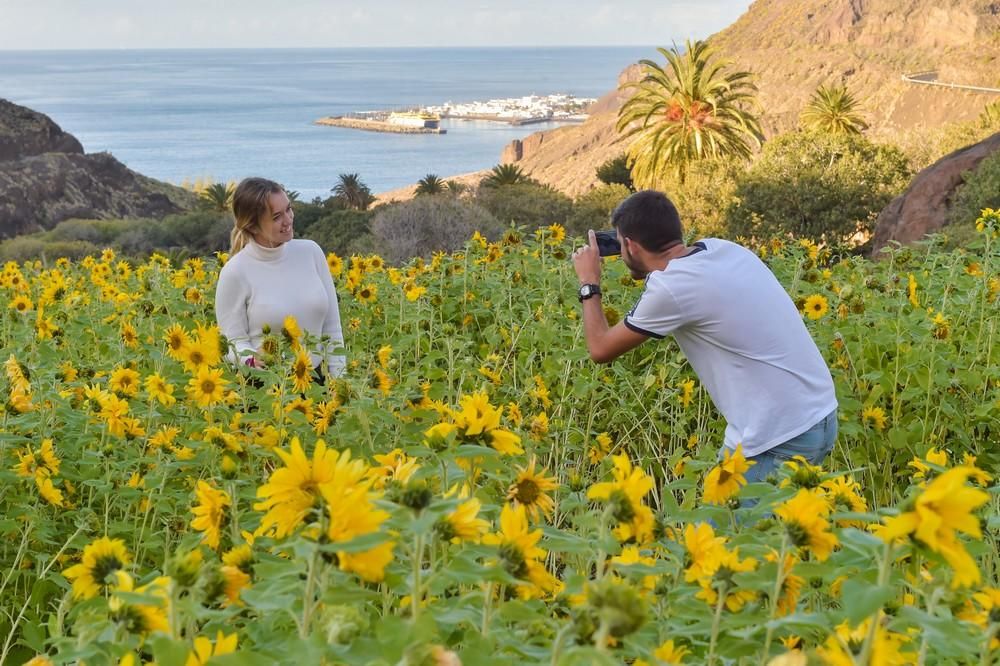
580, 285, 592, 298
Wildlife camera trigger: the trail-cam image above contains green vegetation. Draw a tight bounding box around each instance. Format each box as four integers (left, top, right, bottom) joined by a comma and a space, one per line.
617, 40, 763, 187
595, 154, 634, 191
480, 163, 532, 188
415, 174, 446, 196
332, 173, 375, 211
725, 131, 911, 247
800, 84, 869, 135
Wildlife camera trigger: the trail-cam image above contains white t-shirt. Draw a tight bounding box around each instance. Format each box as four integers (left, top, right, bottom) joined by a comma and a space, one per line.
623, 238, 837, 456
215, 238, 346, 376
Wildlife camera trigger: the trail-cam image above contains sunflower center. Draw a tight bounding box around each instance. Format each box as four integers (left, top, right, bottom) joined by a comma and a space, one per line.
201, 380, 216, 394
498, 542, 529, 579
514, 479, 541, 504
785, 521, 811, 549
92, 554, 125, 586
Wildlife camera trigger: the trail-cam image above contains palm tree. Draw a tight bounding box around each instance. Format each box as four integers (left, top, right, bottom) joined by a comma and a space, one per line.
331, 173, 373, 210
415, 174, 446, 196
445, 180, 468, 196
198, 182, 235, 213
800, 84, 869, 135
480, 164, 531, 188
616, 40, 763, 187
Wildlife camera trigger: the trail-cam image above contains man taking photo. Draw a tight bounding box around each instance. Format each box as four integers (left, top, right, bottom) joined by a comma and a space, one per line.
572, 190, 838, 480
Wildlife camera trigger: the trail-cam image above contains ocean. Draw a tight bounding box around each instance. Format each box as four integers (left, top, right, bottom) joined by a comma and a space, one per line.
0, 47, 651, 198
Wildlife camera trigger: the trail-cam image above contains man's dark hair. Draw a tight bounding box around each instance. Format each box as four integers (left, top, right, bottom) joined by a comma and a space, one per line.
611, 190, 683, 252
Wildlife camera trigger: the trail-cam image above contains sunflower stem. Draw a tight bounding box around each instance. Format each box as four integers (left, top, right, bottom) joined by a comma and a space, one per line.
481, 581, 493, 637
299, 546, 320, 639
760, 533, 789, 664
411, 532, 424, 622
707, 581, 728, 665
982, 623, 999, 666
857, 539, 893, 665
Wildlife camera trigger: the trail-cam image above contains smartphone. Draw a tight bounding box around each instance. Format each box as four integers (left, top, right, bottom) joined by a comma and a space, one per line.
595, 230, 621, 257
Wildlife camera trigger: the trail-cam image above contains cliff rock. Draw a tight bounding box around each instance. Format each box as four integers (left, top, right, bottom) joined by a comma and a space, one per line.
0, 99, 84, 161
0, 98, 195, 238
871, 131, 1000, 254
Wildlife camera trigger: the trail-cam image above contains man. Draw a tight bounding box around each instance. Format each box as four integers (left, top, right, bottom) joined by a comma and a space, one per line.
571, 190, 838, 480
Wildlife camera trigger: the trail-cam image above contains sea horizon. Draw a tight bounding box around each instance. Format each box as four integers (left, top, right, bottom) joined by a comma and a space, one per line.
0, 46, 653, 198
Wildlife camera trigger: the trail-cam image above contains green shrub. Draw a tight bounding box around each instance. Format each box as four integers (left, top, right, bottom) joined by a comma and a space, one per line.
147, 210, 232, 253
567, 184, 632, 236
0, 237, 101, 263
725, 130, 911, 246
668, 160, 744, 239
47, 218, 144, 245
370, 197, 502, 264
595, 154, 634, 191
949, 149, 1000, 227
300, 209, 375, 257
476, 183, 574, 230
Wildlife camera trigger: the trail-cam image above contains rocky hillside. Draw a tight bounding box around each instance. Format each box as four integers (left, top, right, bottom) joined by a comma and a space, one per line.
0, 99, 195, 238
498, 0, 1000, 196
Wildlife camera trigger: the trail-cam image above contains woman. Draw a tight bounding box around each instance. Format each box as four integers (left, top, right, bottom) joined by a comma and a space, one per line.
215, 177, 346, 380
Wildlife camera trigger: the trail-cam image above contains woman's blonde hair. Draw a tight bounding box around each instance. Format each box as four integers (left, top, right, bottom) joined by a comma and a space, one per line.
230, 177, 284, 254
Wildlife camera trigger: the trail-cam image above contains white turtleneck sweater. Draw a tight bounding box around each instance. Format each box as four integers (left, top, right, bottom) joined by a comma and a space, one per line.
215, 238, 346, 376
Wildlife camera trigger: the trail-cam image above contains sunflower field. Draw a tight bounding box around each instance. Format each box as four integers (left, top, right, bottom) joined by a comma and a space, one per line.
1, 210, 999, 666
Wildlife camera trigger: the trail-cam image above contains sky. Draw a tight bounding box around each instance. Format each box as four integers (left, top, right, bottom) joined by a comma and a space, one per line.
0, 0, 755, 49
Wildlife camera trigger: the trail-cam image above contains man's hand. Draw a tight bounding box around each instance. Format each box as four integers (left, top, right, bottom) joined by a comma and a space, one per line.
572, 229, 602, 285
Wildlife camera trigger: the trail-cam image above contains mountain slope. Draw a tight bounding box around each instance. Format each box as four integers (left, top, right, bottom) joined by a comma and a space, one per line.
500, 0, 1000, 196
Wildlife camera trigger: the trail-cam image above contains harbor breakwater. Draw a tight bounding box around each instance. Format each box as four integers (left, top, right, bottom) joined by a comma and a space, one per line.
315, 116, 447, 134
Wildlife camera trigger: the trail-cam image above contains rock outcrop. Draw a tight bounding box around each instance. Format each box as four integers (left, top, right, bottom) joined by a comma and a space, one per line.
871, 131, 1000, 254
0, 99, 195, 238
0, 99, 84, 161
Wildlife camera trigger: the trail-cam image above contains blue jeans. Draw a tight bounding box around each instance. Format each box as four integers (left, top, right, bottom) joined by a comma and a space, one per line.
722, 408, 838, 484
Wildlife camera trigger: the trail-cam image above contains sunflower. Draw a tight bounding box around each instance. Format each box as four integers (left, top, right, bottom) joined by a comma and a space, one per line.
702, 444, 754, 505
327, 253, 343, 279
163, 324, 191, 361
9, 294, 33, 313
63, 536, 132, 600
775, 488, 839, 561
678, 379, 695, 408
483, 503, 547, 582
108, 572, 171, 636
220, 565, 251, 606
802, 294, 828, 320
186, 366, 228, 408
880, 467, 989, 588
356, 284, 378, 303
186, 631, 238, 665
181, 338, 214, 373
109, 367, 141, 397
438, 496, 490, 543
254, 438, 368, 538
377, 344, 393, 369
683, 522, 728, 582
282, 315, 303, 346
820, 475, 867, 523
404, 282, 427, 301
371, 368, 394, 396
191, 480, 231, 550
222, 544, 253, 575
766, 551, 804, 616
861, 405, 887, 432
337, 540, 395, 583
506, 456, 558, 522
694, 546, 758, 612
144, 372, 176, 406
35, 471, 65, 507
290, 348, 313, 393
369, 449, 420, 489
119, 320, 139, 348
816, 619, 915, 665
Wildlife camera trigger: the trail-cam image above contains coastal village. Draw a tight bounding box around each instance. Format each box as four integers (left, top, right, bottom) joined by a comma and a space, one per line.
315, 93, 595, 133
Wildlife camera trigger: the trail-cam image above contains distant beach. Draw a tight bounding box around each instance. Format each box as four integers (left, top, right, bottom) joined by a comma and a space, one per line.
0, 47, 651, 198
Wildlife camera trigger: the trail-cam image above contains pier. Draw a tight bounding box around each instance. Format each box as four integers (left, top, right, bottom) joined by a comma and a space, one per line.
314, 116, 446, 134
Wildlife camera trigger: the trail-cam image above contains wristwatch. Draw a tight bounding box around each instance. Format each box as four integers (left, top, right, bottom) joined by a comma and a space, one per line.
578, 283, 602, 302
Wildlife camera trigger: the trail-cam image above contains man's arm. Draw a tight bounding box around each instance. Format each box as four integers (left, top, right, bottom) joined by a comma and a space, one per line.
573, 230, 650, 364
